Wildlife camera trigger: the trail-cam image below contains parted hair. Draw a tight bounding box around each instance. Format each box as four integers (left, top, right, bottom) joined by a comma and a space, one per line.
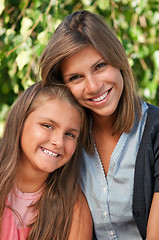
40, 10, 141, 135
0, 81, 89, 240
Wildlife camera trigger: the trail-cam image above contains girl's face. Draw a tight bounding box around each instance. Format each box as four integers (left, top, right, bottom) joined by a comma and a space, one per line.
20, 98, 81, 180
61, 46, 124, 120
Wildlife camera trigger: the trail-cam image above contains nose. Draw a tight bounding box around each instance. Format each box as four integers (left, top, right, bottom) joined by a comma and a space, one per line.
85, 74, 103, 94
51, 132, 64, 148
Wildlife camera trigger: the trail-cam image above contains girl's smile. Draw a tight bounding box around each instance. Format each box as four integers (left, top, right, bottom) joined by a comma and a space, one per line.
61, 46, 124, 119
41, 147, 60, 158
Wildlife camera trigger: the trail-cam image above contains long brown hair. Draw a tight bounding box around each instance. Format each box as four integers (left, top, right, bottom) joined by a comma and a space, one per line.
0, 81, 89, 240
40, 10, 141, 134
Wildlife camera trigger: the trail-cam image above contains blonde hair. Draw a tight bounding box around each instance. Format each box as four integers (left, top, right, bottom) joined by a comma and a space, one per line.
0, 81, 89, 239
40, 10, 141, 134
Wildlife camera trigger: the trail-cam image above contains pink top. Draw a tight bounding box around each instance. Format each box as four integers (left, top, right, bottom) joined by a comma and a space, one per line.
1, 186, 43, 240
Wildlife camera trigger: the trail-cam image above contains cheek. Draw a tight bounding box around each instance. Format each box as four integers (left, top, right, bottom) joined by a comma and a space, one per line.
66, 141, 77, 158
20, 126, 29, 147
20, 132, 29, 154
115, 71, 124, 92
67, 83, 83, 100
21, 125, 44, 149
119, 75, 124, 93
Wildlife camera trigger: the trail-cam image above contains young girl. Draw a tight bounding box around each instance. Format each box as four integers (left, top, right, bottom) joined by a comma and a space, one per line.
0, 81, 93, 240
39, 10, 159, 240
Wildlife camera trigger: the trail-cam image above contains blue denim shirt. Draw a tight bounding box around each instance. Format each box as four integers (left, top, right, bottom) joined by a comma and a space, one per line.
81, 102, 148, 239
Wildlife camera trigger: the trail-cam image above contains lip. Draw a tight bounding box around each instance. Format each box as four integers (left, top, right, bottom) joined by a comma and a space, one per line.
41, 147, 61, 158
88, 88, 112, 103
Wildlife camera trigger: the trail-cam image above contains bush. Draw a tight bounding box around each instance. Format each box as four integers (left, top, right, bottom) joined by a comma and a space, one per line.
0, 0, 159, 135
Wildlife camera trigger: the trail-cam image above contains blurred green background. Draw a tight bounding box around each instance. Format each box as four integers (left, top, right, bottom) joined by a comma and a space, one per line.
0, 0, 159, 136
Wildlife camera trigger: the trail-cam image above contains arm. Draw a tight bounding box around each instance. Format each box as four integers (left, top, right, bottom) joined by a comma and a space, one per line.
146, 192, 159, 240
68, 192, 93, 240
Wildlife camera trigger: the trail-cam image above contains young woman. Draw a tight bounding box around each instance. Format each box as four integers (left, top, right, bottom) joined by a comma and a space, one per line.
0, 81, 92, 240
39, 10, 159, 240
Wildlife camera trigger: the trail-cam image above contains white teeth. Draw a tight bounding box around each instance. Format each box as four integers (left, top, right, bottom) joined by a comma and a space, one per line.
42, 148, 58, 157
92, 91, 108, 102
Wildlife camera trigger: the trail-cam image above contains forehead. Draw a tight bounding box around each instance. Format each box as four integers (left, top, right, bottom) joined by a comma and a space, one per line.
28, 98, 82, 127
61, 46, 103, 71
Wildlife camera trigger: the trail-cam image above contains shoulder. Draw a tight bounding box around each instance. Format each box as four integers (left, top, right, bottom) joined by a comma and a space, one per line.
147, 103, 159, 116
147, 103, 159, 122
137, 103, 159, 167
135, 103, 159, 168
142, 103, 159, 138
68, 192, 93, 240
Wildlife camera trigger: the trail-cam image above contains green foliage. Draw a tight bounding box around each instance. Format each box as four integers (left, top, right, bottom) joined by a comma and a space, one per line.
0, 0, 159, 135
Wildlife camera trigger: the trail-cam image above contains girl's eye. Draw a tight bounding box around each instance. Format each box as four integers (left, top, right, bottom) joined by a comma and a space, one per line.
65, 132, 76, 138
43, 124, 53, 129
69, 75, 81, 82
95, 62, 106, 71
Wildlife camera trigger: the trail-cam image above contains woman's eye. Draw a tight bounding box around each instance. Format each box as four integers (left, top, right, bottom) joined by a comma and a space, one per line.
95, 62, 106, 71
65, 132, 76, 138
69, 75, 81, 82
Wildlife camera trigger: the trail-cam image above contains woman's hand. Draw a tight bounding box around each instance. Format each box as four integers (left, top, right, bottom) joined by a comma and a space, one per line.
146, 192, 159, 240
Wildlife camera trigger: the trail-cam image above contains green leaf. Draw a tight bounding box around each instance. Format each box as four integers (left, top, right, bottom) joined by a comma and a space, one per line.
97, 0, 110, 10
0, 0, 5, 15
20, 17, 33, 36
16, 50, 32, 70
153, 51, 159, 69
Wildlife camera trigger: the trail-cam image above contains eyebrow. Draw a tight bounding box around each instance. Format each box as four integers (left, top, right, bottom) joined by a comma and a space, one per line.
63, 58, 104, 78
91, 58, 104, 69
63, 72, 79, 78
40, 118, 81, 133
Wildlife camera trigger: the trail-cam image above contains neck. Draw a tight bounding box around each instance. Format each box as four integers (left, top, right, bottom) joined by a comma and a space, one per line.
15, 163, 48, 193
91, 112, 114, 134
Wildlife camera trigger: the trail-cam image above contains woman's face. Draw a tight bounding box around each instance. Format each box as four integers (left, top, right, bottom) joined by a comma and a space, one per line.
61, 46, 124, 119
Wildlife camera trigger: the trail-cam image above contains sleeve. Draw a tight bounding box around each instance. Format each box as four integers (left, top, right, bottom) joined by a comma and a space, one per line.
153, 121, 159, 192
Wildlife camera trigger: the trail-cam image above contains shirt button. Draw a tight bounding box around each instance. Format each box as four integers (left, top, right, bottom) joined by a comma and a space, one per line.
103, 187, 107, 193
109, 231, 114, 236
104, 211, 108, 217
